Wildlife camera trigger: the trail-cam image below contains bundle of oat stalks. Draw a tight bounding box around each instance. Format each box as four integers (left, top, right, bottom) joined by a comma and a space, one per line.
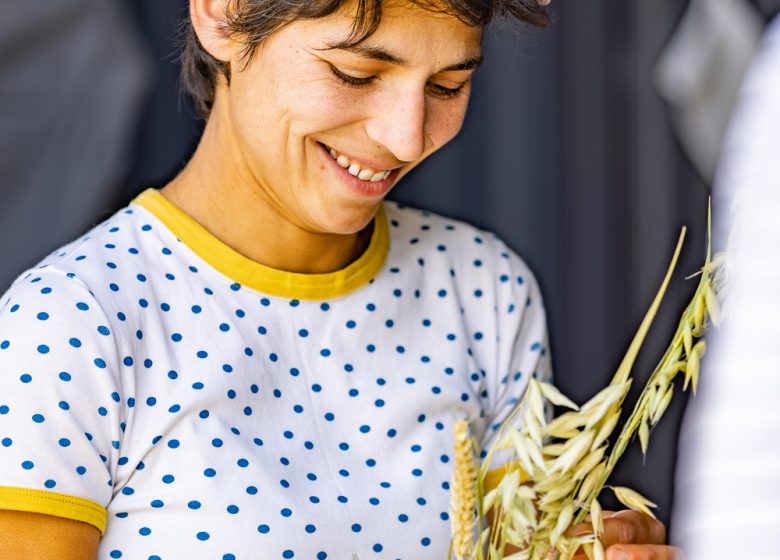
450, 226, 727, 560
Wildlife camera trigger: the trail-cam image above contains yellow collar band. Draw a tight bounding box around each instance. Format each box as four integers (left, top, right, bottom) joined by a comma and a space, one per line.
132, 188, 389, 301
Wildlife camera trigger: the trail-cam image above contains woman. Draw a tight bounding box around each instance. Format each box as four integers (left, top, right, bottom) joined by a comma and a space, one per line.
0, 0, 679, 558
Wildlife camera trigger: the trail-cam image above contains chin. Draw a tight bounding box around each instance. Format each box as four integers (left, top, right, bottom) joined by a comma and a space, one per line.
317, 200, 381, 236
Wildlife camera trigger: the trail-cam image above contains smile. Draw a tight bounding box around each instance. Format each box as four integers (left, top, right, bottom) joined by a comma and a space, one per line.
321, 144, 392, 183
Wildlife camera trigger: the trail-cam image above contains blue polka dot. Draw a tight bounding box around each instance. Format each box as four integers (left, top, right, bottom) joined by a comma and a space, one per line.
373, 544, 383, 553
196, 531, 209, 541
298, 329, 308, 337
227, 505, 239, 514
421, 537, 431, 546
58, 438, 71, 447
305, 524, 316, 533
188, 501, 201, 510
151, 500, 164, 508
110, 551, 122, 558
282, 551, 294, 559
76, 466, 87, 475
44, 479, 56, 489
76, 302, 89, 311
37, 345, 49, 354
94, 358, 106, 369
351, 523, 362, 533
20, 374, 32, 383
258, 524, 270, 534
1, 438, 12, 447
139, 527, 151, 536
32, 414, 44, 423
398, 514, 409, 522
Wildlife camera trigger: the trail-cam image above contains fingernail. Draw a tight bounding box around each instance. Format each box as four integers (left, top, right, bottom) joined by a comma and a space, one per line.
608, 551, 630, 560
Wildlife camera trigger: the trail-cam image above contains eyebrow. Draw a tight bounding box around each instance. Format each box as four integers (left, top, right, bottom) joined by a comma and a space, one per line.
327, 42, 484, 72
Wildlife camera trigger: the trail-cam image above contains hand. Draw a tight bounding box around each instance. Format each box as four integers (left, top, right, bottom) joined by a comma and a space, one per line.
570, 510, 682, 560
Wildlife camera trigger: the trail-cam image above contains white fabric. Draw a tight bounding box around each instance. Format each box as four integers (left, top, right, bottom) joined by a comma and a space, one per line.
0, 198, 550, 559
654, 0, 763, 181
672, 16, 780, 560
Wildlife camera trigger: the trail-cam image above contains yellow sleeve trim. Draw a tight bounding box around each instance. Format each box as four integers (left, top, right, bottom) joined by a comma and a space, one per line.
483, 462, 528, 493
132, 188, 390, 301
0, 487, 107, 535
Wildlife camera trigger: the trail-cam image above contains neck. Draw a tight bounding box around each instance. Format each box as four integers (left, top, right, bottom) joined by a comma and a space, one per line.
160, 107, 373, 275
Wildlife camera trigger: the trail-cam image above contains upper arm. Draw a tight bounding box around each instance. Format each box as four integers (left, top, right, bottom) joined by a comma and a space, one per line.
0, 510, 99, 560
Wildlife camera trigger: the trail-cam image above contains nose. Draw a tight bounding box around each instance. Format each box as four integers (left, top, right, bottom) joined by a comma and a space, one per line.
364, 88, 428, 163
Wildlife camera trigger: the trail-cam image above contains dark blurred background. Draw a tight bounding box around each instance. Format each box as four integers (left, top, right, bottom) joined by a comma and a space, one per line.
2, 0, 779, 528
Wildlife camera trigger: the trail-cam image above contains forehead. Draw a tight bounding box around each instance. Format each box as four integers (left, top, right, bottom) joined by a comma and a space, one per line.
307, 1, 484, 63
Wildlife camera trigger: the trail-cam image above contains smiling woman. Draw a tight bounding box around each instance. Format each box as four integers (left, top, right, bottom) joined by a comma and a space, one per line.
0, 1, 678, 559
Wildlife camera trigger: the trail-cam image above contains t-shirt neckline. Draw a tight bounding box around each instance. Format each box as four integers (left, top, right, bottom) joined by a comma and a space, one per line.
132, 188, 389, 300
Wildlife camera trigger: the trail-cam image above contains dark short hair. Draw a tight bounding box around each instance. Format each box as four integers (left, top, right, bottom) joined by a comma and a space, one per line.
180, 0, 550, 117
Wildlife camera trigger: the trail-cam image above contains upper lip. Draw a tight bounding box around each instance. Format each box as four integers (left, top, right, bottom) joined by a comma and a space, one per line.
320, 142, 403, 173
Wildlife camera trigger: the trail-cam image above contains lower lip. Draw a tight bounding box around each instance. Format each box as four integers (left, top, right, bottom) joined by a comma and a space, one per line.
319, 144, 399, 199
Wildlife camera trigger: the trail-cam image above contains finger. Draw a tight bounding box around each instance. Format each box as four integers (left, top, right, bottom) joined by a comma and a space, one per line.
606, 544, 683, 560
601, 510, 666, 547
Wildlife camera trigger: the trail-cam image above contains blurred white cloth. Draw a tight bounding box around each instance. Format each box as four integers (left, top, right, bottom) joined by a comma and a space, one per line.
655, 0, 763, 182
671, 15, 780, 560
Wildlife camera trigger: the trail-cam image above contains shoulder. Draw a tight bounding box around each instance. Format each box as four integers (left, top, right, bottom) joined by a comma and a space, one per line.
3, 202, 165, 309
382, 200, 541, 295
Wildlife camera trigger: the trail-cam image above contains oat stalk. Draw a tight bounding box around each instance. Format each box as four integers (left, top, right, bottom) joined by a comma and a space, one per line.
450, 208, 727, 559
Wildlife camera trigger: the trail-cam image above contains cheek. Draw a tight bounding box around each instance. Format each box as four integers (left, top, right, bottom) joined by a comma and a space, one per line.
427, 99, 469, 150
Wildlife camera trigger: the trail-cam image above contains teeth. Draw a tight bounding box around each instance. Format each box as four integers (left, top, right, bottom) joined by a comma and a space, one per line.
325, 144, 392, 182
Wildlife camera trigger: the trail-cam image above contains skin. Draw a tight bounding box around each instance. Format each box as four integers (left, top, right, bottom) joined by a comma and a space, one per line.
0, 511, 99, 559
163, 0, 481, 274
0, 1, 683, 558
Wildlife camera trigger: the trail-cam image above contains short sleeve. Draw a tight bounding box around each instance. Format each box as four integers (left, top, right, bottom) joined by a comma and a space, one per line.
477, 241, 552, 468
0, 268, 124, 533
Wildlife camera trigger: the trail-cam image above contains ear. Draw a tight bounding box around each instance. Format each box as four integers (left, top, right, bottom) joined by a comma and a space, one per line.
190, 0, 234, 63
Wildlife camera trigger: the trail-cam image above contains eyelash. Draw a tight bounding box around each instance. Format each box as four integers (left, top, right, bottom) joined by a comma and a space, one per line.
329, 65, 466, 99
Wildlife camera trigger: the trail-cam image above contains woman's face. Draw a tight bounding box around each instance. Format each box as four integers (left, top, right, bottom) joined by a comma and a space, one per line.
215, 1, 483, 235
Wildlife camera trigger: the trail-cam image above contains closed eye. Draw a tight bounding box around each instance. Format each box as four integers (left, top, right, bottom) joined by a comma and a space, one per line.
329, 63, 469, 99
329, 64, 375, 87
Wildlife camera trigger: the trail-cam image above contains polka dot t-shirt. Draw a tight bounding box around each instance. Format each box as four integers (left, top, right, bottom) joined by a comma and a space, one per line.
0, 189, 550, 559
